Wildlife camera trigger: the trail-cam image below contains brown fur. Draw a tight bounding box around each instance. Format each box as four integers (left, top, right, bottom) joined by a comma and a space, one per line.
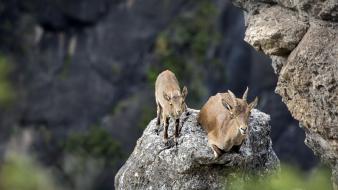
198, 88, 257, 158
155, 70, 188, 144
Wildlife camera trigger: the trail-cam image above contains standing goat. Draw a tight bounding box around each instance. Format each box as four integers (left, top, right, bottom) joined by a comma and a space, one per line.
155, 70, 188, 144
198, 88, 258, 158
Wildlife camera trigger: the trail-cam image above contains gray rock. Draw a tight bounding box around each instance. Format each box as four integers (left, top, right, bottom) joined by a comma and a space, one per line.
232, 0, 338, 22
115, 108, 279, 190
277, 20, 338, 141
31, 0, 117, 30
231, 0, 338, 188
270, 55, 287, 75
244, 6, 309, 56
275, 0, 338, 22
276, 20, 338, 188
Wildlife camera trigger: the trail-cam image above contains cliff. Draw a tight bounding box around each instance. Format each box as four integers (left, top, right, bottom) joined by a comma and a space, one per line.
231, 0, 338, 188
0, 0, 318, 188
115, 109, 279, 189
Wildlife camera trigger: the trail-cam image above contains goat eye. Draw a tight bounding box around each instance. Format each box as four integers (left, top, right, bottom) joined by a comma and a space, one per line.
225, 103, 232, 111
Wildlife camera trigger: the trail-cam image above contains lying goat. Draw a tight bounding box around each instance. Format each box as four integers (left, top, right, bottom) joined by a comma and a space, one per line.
198, 88, 258, 158
155, 70, 188, 144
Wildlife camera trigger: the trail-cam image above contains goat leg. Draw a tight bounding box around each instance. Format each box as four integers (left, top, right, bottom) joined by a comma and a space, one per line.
155, 103, 162, 135
211, 144, 223, 158
163, 117, 169, 144
174, 119, 179, 145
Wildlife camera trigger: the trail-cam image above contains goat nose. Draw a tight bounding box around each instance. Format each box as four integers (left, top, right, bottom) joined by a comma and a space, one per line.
240, 127, 246, 133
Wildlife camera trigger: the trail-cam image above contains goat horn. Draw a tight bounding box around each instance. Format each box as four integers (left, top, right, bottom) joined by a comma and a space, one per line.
227, 90, 237, 108
242, 87, 249, 101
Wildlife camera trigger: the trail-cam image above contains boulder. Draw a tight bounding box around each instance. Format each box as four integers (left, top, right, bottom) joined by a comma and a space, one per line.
115, 108, 279, 189
244, 6, 309, 56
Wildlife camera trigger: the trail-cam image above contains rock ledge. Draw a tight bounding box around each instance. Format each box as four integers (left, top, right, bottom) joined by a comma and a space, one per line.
115, 108, 279, 190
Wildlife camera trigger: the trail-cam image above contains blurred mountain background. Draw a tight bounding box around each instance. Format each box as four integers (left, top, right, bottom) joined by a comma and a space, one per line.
0, 0, 319, 189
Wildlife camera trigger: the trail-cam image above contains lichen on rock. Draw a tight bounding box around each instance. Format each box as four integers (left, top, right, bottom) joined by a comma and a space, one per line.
115, 108, 279, 189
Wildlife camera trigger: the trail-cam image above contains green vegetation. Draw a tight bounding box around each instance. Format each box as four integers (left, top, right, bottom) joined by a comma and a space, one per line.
147, 0, 223, 107
61, 126, 124, 189
138, 105, 156, 129
1, 126, 123, 190
0, 54, 15, 107
110, 96, 135, 115
0, 153, 59, 190
229, 165, 332, 190
62, 126, 123, 166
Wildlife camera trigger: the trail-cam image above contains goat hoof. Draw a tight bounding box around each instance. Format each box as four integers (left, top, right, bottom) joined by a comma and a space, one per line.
174, 137, 178, 145
163, 138, 168, 145
213, 151, 219, 159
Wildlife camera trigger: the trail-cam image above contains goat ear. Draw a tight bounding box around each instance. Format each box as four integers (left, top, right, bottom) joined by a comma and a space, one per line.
163, 92, 171, 101
249, 97, 258, 110
182, 86, 188, 99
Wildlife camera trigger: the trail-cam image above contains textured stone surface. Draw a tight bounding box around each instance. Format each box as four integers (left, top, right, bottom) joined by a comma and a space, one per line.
232, 0, 338, 22
0, 0, 319, 188
115, 109, 279, 190
231, 0, 338, 188
270, 55, 287, 75
2, 1, 296, 189
275, 0, 338, 22
277, 20, 338, 187
277, 20, 338, 140
244, 6, 309, 56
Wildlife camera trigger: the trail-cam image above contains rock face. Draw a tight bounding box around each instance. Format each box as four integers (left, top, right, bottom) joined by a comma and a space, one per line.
231, 0, 338, 188
277, 20, 338, 189
245, 6, 309, 56
115, 109, 279, 189
0, 0, 318, 188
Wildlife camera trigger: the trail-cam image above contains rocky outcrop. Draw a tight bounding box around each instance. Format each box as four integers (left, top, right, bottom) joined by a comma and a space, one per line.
244, 6, 309, 56
0, 0, 318, 188
231, 0, 338, 188
115, 109, 279, 189
277, 20, 338, 189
